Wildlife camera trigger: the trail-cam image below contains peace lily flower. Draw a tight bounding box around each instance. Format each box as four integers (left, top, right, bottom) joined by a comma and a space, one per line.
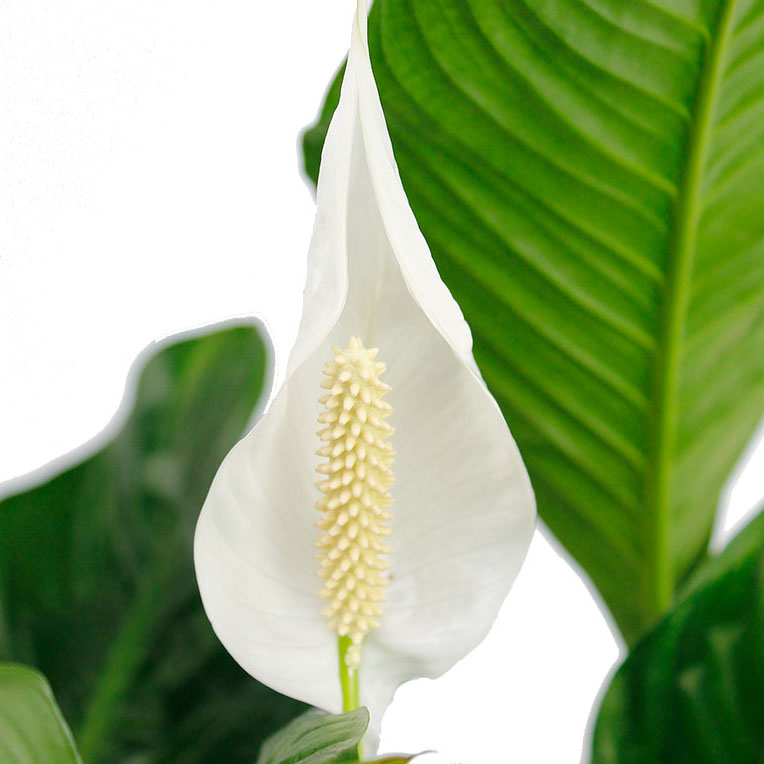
194, 0, 535, 752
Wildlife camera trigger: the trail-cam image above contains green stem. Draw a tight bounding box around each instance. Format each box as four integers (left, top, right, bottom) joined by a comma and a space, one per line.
76, 546, 181, 760
77, 573, 163, 759
338, 636, 362, 760
338, 636, 360, 712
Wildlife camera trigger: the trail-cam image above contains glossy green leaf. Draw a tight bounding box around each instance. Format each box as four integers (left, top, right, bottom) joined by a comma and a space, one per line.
303, 0, 764, 643
592, 510, 764, 763
0, 664, 82, 764
256, 708, 368, 764
0, 323, 305, 762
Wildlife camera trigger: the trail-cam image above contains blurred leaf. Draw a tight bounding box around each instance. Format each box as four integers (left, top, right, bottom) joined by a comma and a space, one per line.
592, 510, 764, 763
303, 0, 764, 644
302, 61, 345, 186
256, 708, 368, 764
0, 663, 82, 764
0, 323, 305, 762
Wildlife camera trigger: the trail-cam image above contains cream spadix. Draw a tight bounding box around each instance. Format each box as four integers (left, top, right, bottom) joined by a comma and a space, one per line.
316, 337, 394, 666
194, 0, 535, 752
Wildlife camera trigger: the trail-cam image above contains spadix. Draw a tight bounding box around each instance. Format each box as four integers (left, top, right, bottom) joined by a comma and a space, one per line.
316, 337, 394, 669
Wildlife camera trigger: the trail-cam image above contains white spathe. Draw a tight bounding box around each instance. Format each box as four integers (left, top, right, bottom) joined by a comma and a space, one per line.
193, 0, 536, 751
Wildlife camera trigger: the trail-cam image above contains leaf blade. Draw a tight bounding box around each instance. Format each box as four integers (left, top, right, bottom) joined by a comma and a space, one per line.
591, 510, 764, 763
256, 708, 369, 764
0, 664, 82, 764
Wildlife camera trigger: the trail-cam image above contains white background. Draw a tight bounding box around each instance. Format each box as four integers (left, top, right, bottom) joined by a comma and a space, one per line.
1, 2, 762, 762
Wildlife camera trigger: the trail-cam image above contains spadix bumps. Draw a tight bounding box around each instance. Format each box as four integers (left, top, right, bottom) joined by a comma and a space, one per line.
316, 337, 394, 666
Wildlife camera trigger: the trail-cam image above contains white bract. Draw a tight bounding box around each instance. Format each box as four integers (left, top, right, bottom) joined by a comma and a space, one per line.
194, 0, 535, 751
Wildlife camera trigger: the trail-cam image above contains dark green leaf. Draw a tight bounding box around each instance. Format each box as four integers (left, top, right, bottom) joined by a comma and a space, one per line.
0, 663, 82, 764
256, 708, 368, 764
0, 323, 305, 762
592, 510, 764, 763
302, 61, 345, 185
303, 0, 764, 644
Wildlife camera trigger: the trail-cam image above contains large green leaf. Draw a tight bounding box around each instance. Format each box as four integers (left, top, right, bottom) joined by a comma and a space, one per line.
0, 323, 305, 762
592, 509, 764, 763
0, 664, 82, 764
303, 0, 764, 643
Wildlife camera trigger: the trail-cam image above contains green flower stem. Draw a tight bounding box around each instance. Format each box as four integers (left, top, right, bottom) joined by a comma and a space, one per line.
338, 636, 360, 712
77, 546, 178, 760
338, 635, 362, 760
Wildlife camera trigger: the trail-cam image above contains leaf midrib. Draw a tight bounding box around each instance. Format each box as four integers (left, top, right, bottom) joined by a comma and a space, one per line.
643, 0, 739, 636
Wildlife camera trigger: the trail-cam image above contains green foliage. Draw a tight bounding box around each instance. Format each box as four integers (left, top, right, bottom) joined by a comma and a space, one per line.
0, 664, 82, 764
592, 510, 764, 763
255, 708, 368, 764
303, 0, 764, 644
0, 324, 305, 762
303, 61, 346, 185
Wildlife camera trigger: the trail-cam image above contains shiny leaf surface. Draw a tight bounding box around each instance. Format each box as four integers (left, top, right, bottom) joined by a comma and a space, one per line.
592, 510, 764, 763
